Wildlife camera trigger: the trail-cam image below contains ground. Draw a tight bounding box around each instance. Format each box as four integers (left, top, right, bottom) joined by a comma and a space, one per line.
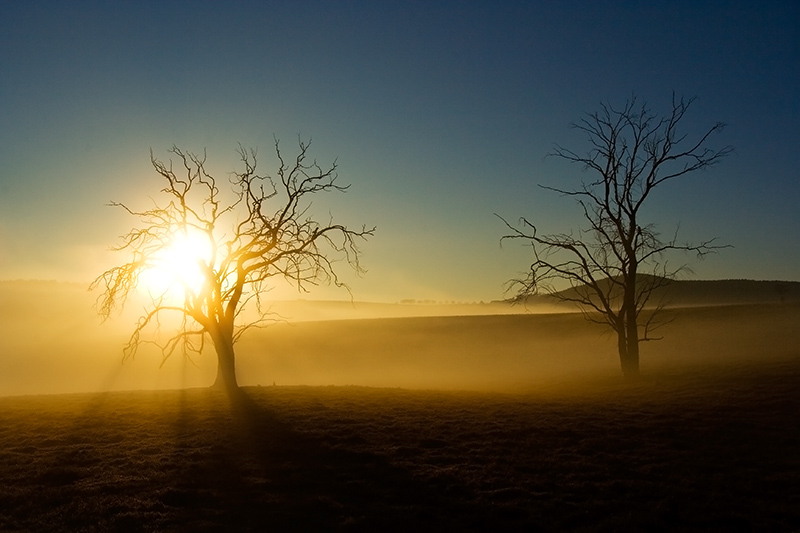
1, 357, 798, 532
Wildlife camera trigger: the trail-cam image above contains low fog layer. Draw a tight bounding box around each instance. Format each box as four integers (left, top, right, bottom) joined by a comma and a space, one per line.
1, 280, 799, 396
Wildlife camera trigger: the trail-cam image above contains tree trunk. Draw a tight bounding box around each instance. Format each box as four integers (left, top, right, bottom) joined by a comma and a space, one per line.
617, 271, 641, 379
620, 332, 640, 379
212, 335, 239, 391
616, 333, 639, 378
616, 326, 628, 372
620, 311, 640, 379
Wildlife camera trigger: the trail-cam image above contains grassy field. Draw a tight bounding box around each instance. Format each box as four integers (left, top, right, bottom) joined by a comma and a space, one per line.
1, 357, 799, 531
1, 295, 799, 530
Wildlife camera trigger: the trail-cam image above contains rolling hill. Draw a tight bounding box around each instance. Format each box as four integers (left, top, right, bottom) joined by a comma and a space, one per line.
519, 277, 800, 309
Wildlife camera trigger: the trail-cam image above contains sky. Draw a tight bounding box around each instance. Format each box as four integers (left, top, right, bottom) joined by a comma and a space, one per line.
0, 1, 798, 303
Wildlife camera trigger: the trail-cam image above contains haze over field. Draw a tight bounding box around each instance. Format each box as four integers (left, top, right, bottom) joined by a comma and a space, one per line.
0, 1, 797, 406
1, 4, 798, 530
1, 280, 798, 397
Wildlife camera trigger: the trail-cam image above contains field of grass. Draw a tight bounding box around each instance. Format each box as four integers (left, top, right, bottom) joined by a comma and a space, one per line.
2, 285, 799, 530
1, 357, 799, 531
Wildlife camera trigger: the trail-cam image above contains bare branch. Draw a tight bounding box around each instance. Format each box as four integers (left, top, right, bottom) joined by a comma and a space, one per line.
92, 140, 374, 389
500, 94, 730, 378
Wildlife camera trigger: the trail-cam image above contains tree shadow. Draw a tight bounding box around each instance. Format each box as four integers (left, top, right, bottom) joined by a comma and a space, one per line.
164, 388, 491, 531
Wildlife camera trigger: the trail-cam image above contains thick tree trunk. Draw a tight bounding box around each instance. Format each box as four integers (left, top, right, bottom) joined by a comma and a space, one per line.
619, 273, 641, 379
616, 327, 628, 370
620, 320, 640, 379
620, 335, 640, 379
212, 335, 239, 391
616, 331, 640, 379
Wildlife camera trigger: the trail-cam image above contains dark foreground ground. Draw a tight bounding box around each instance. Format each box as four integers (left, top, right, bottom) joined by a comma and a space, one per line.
1, 359, 799, 532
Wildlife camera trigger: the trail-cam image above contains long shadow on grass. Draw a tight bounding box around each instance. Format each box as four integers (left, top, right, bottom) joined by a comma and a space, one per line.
163, 388, 497, 532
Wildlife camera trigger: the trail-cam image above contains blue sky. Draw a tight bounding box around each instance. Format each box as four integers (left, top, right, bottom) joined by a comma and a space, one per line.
0, 1, 798, 302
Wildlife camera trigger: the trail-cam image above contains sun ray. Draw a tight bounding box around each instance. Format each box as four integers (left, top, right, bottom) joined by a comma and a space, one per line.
139, 226, 213, 300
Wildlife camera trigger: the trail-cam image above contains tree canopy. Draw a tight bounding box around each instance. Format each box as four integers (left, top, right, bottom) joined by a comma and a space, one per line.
92, 140, 375, 390
500, 95, 731, 377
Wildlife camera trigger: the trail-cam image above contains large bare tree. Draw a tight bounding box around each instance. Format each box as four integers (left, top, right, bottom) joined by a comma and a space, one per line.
500, 95, 731, 378
92, 139, 375, 391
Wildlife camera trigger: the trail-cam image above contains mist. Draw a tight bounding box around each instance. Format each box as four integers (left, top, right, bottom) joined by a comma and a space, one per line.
2, 279, 798, 397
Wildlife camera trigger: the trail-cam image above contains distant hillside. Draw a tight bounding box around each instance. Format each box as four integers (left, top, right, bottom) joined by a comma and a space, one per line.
0, 280, 92, 317
517, 278, 800, 308
0, 279, 527, 323
2, 278, 799, 324
654, 279, 800, 306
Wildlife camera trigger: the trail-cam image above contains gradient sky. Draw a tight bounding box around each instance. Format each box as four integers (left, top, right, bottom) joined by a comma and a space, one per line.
1, 1, 798, 302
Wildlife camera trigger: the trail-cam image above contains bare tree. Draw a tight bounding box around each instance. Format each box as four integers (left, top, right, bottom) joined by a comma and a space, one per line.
499, 95, 731, 378
92, 139, 375, 391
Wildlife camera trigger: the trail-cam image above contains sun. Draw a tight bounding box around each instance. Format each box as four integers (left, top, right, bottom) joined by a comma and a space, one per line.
140, 227, 213, 299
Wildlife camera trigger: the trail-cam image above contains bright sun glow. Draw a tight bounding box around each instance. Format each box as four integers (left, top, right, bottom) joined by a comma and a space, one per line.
140, 227, 213, 299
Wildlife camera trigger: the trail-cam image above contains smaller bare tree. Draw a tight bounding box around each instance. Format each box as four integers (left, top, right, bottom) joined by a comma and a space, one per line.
92, 139, 375, 391
499, 95, 731, 378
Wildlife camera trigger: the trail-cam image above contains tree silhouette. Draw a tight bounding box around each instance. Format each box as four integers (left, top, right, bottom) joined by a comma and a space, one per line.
92, 140, 375, 391
499, 95, 731, 378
